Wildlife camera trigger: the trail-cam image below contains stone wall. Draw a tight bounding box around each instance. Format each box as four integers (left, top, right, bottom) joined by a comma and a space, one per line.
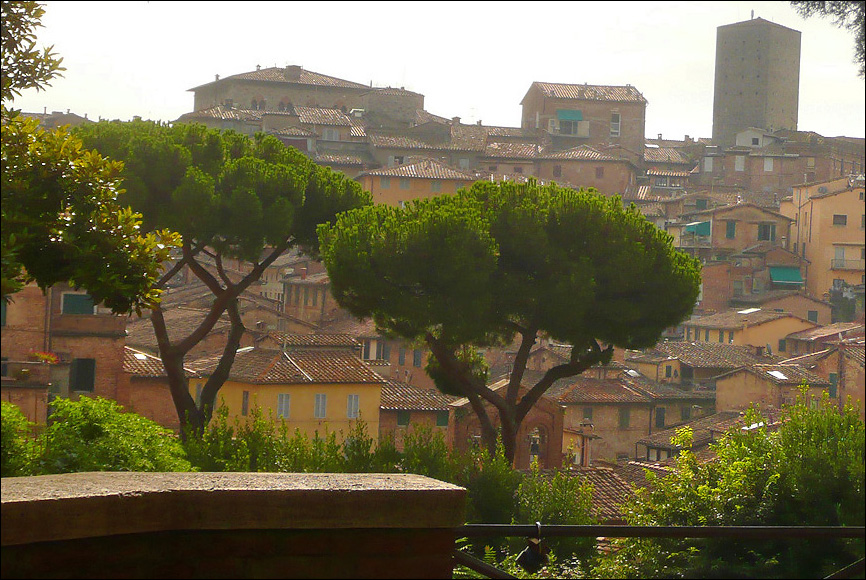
1, 472, 467, 579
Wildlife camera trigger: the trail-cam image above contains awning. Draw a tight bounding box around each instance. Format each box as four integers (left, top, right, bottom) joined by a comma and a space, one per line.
684, 221, 711, 236
769, 266, 804, 286
557, 109, 583, 121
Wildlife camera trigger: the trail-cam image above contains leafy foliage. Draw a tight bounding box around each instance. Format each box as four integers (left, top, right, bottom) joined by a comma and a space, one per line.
1, 401, 41, 476
39, 396, 191, 474
318, 179, 701, 461
592, 390, 865, 579
72, 119, 372, 434
791, 0, 865, 77
1, 1, 178, 311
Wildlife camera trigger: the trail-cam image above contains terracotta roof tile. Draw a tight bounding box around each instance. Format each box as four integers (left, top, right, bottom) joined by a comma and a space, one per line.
292, 106, 353, 126
556, 378, 651, 404
643, 147, 693, 165
219, 66, 368, 89
314, 153, 368, 166
637, 410, 744, 450
265, 332, 360, 349
530, 82, 647, 103
482, 142, 541, 159
686, 308, 805, 329
627, 341, 782, 369
614, 460, 673, 489
189, 347, 383, 384
785, 322, 864, 342
316, 317, 379, 338
123, 347, 197, 378
380, 380, 458, 411
544, 468, 634, 523
539, 145, 616, 161
359, 158, 476, 180
176, 105, 263, 122
125, 307, 233, 354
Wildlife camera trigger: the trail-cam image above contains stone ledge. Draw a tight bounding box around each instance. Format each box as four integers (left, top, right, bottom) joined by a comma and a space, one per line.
2, 472, 467, 546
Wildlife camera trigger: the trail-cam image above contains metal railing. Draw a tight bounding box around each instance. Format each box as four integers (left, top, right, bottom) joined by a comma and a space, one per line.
452, 524, 866, 579
831, 258, 865, 270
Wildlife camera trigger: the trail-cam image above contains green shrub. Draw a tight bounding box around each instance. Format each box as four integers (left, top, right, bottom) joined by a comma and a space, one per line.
1, 401, 41, 476
41, 396, 191, 473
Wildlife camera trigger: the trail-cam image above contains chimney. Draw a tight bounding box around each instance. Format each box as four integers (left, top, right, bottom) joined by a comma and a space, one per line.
451, 116, 461, 125
43, 106, 46, 114
256, 64, 261, 71
284, 65, 303, 82
477, 120, 482, 126
754, 345, 765, 356
300, 267, 307, 280
215, 74, 220, 81
658, 133, 663, 140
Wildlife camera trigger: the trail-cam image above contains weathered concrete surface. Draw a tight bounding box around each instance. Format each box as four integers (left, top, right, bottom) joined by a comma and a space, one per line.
1, 472, 467, 578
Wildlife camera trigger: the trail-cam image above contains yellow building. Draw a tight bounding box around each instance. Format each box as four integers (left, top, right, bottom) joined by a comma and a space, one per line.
781, 176, 865, 297
715, 363, 831, 412
189, 346, 385, 442
683, 307, 817, 356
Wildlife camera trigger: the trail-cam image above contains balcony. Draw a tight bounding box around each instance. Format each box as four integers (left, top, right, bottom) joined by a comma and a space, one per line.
831, 258, 866, 271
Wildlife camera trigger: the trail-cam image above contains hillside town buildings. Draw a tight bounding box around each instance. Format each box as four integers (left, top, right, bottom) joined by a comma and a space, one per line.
3, 15, 865, 477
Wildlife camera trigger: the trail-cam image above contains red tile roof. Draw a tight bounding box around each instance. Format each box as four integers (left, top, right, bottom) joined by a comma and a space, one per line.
482, 142, 541, 159
189, 347, 384, 385
380, 380, 457, 411
785, 322, 864, 342
176, 105, 263, 122
359, 158, 476, 180
213, 66, 368, 90
293, 106, 353, 127
626, 341, 782, 369
539, 145, 618, 161
123, 347, 197, 378
528, 82, 647, 103
685, 308, 806, 330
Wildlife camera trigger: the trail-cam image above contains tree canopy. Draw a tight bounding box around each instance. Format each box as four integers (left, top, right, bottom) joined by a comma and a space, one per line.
74, 119, 372, 435
593, 391, 865, 579
791, 0, 865, 77
1, 1, 177, 311
318, 179, 701, 461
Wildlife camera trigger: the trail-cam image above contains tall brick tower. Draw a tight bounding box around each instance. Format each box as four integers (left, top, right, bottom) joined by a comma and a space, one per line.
712, 16, 801, 148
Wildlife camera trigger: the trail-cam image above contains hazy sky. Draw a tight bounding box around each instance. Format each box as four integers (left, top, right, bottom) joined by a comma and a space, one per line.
11, 1, 866, 140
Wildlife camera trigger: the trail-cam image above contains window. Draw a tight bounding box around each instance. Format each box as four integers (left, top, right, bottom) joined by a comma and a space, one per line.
763, 157, 774, 172
704, 329, 710, 341
610, 113, 621, 137
513, 167, 523, 174
832, 214, 848, 226
553, 165, 562, 178
62, 293, 95, 314
862, 214, 865, 229
69, 358, 96, 392
195, 384, 202, 406
829, 373, 838, 398
277, 394, 291, 418
718, 330, 724, 343
735, 156, 745, 172
729, 331, 735, 343
436, 410, 449, 427
241, 391, 250, 416
757, 223, 776, 241
398, 348, 406, 366
431, 181, 442, 193
655, 407, 666, 429
665, 365, 672, 378
488, 165, 498, 171
751, 137, 760, 146
595, 167, 604, 179
703, 157, 713, 172
314, 394, 327, 419
399, 178, 410, 190
390, 155, 404, 166
413, 349, 423, 367
686, 327, 691, 340
695, 198, 708, 210
618, 407, 630, 429
583, 407, 593, 421
397, 410, 410, 426
681, 405, 692, 421
382, 342, 391, 361
347, 394, 360, 419
380, 177, 391, 189
294, 286, 300, 305
321, 128, 339, 140
560, 119, 579, 135
778, 339, 786, 352
303, 287, 309, 306
807, 310, 818, 323
726, 220, 737, 239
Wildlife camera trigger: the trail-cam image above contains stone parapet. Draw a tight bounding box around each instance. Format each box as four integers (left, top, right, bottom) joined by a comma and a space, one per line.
2, 471, 467, 578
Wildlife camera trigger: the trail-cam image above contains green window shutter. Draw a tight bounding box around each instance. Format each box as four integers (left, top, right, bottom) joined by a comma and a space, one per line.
69, 358, 96, 392
618, 407, 630, 429
556, 109, 583, 121
829, 373, 838, 398
655, 407, 666, 429
62, 293, 95, 314
397, 410, 410, 426
726, 220, 736, 239
436, 410, 449, 427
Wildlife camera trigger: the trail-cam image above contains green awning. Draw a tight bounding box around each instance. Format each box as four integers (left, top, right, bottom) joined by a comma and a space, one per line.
769, 266, 804, 285
684, 221, 711, 236
557, 109, 583, 121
